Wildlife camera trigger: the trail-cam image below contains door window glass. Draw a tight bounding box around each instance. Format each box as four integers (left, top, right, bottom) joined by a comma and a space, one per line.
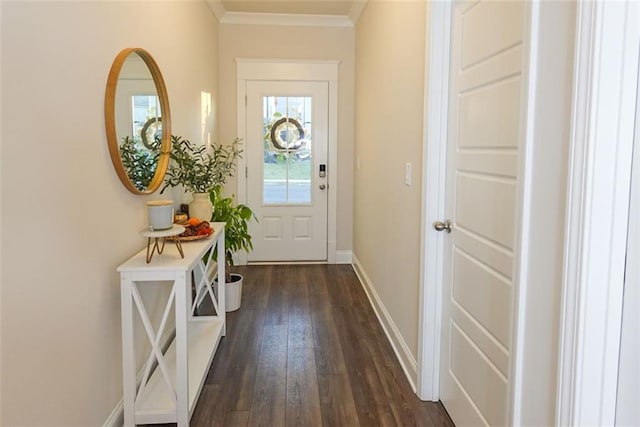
262, 96, 312, 204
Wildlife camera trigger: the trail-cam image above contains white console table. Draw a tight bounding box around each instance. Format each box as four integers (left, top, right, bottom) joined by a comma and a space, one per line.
118, 223, 226, 426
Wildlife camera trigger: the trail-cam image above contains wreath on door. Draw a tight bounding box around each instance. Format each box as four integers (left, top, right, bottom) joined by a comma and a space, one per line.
269, 117, 305, 150
140, 117, 162, 150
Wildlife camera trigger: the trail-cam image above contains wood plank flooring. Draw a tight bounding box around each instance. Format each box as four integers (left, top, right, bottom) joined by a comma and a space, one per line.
190, 264, 454, 426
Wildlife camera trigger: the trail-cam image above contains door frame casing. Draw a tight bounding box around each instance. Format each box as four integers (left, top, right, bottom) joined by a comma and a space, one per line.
236, 59, 339, 264
416, 0, 451, 401
556, 1, 640, 425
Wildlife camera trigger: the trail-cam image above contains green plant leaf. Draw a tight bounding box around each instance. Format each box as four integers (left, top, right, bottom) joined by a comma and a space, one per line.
208, 185, 256, 272
161, 136, 243, 194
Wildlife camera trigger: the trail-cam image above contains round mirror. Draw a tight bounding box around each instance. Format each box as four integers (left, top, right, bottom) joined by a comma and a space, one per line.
105, 48, 172, 194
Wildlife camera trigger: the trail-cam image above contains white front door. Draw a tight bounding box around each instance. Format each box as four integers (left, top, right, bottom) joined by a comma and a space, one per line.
246, 80, 329, 262
439, 1, 526, 425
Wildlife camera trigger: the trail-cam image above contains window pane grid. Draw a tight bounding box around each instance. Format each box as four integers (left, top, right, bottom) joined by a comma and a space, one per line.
262, 95, 312, 205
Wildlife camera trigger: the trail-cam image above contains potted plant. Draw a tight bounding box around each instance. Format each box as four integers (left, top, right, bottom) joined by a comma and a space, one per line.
160, 135, 242, 220
209, 185, 256, 311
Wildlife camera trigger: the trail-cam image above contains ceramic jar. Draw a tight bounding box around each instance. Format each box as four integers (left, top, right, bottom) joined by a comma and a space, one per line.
189, 192, 213, 221
147, 200, 174, 230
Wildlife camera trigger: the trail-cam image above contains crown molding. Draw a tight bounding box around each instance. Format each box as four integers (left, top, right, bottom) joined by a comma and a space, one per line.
220, 11, 353, 27
348, 0, 368, 24
205, 0, 226, 22
206, 0, 368, 27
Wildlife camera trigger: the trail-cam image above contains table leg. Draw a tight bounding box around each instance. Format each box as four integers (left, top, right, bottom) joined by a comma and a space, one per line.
146, 238, 164, 263
217, 231, 226, 335
174, 271, 189, 426
121, 275, 136, 426
174, 239, 184, 258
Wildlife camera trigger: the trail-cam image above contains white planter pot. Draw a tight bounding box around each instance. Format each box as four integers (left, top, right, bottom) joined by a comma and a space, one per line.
189, 192, 213, 221
216, 274, 243, 312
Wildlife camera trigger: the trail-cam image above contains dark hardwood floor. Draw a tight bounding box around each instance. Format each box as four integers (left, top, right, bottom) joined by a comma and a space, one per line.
190, 264, 454, 426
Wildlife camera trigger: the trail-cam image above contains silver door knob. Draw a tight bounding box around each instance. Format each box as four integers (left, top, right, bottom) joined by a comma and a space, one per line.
319, 184, 326, 190
434, 220, 452, 233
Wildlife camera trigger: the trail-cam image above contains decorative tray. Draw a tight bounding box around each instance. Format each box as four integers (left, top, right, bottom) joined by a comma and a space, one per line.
167, 232, 213, 242
166, 220, 214, 242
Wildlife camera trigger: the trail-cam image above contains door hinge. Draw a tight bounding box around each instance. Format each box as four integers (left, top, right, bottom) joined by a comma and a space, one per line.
245, 167, 248, 178
245, 95, 247, 106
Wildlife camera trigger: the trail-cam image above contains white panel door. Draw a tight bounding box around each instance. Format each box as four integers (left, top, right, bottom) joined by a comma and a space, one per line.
246, 81, 328, 262
439, 1, 526, 425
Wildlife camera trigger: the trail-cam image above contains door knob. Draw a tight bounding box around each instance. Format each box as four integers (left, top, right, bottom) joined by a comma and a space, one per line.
319, 184, 326, 190
433, 220, 452, 233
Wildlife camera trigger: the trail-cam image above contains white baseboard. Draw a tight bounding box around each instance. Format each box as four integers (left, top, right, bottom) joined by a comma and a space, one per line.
335, 250, 353, 264
246, 250, 352, 265
351, 254, 418, 390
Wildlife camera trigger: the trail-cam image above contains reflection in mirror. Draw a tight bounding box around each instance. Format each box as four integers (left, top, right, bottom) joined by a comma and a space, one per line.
140, 117, 162, 150
117, 57, 161, 191
105, 48, 171, 194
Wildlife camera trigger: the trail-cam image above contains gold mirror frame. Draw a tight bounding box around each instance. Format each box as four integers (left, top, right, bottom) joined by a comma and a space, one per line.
105, 48, 172, 195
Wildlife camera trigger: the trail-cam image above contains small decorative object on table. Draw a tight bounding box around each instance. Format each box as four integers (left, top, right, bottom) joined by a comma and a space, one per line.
140, 224, 185, 263
188, 193, 213, 222
146, 200, 174, 231
168, 218, 214, 241
174, 212, 188, 225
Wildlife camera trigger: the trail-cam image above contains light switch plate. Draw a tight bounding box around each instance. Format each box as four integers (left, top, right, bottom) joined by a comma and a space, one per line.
405, 162, 412, 186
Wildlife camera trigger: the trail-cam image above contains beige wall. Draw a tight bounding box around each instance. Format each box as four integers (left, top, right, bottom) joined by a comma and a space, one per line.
353, 0, 426, 365
0, 1, 218, 425
218, 23, 354, 252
